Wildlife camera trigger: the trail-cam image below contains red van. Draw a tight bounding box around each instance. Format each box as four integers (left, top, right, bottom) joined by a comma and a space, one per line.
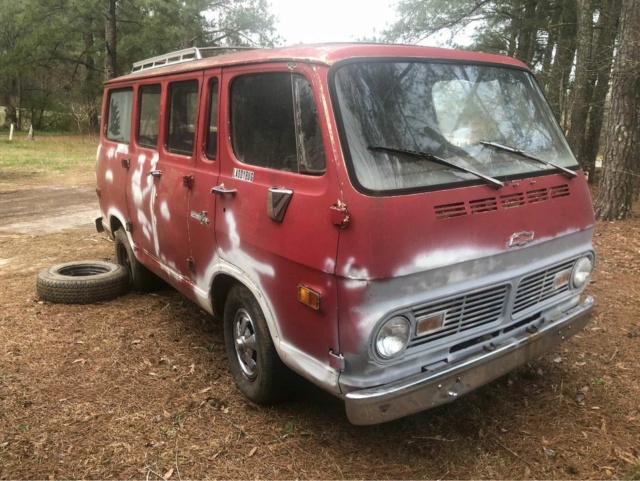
95, 44, 595, 425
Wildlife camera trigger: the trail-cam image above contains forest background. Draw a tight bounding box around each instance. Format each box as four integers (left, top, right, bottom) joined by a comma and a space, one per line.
1, 0, 638, 220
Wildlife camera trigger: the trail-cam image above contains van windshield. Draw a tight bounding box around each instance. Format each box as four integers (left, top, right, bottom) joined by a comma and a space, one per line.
332, 61, 578, 193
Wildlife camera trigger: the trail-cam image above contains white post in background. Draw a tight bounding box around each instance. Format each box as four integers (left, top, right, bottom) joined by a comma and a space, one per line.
9, 123, 14, 141
27, 124, 34, 140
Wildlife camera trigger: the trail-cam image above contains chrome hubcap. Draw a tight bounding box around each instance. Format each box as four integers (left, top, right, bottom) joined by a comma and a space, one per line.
233, 308, 257, 379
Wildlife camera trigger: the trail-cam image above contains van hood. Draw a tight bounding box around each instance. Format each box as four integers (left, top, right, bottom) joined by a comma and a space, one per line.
335, 171, 595, 281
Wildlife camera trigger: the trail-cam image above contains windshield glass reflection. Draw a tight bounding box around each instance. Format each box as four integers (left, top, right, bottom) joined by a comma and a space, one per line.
333, 62, 578, 193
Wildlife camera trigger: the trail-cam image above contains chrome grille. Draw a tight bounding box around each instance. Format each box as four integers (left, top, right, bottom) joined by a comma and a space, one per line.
513, 259, 575, 314
409, 285, 507, 348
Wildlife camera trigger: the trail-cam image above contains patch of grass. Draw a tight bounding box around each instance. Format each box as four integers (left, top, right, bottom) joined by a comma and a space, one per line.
0, 133, 97, 179
628, 463, 640, 481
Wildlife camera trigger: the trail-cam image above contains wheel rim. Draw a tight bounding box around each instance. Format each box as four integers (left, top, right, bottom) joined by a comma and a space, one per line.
233, 308, 258, 380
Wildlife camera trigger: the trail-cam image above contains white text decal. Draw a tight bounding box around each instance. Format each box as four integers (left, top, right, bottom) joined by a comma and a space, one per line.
232, 168, 254, 183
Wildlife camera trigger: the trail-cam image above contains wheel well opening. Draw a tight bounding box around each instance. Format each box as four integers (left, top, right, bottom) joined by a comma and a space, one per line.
110, 217, 124, 236
211, 274, 238, 319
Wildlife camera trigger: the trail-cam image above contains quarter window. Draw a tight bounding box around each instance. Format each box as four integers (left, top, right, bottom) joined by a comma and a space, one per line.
106, 88, 133, 143
230, 73, 326, 174
167, 80, 199, 155
137, 84, 161, 148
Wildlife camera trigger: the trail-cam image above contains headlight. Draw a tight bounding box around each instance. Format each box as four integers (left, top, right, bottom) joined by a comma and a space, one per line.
571, 256, 593, 289
375, 316, 411, 359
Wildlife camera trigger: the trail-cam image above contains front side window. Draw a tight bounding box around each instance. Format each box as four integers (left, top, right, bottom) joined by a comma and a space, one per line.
333, 62, 578, 194
167, 80, 198, 155
230, 72, 326, 174
138, 84, 161, 148
106, 88, 133, 143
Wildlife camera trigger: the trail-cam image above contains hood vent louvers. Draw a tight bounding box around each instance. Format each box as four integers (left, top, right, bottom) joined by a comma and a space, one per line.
434, 184, 570, 220
469, 197, 498, 214
500, 192, 526, 209
434, 202, 467, 220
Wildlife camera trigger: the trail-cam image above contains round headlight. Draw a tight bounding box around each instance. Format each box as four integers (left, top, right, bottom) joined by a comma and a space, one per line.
375, 316, 411, 359
572, 256, 593, 288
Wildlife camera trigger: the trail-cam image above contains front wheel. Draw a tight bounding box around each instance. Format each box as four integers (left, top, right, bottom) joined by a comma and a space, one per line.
223, 284, 290, 404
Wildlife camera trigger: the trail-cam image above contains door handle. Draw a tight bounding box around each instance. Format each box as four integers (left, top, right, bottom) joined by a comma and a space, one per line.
148, 170, 162, 178
211, 184, 237, 196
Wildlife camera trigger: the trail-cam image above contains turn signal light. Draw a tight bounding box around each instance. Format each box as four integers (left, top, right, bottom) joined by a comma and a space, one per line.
298, 285, 320, 310
416, 312, 445, 336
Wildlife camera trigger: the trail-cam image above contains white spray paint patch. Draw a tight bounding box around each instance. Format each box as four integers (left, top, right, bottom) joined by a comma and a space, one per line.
159, 200, 170, 221
341, 256, 371, 289
393, 246, 501, 278
220, 211, 275, 279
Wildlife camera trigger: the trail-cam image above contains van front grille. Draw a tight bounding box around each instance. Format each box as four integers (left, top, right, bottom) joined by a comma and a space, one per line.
408, 285, 508, 348
513, 259, 575, 314
404, 257, 583, 352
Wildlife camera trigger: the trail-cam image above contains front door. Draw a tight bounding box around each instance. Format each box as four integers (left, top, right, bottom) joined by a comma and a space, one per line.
214, 63, 342, 371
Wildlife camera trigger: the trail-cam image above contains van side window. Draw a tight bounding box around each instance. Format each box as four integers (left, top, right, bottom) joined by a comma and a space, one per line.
293, 75, 326, 174
106, 88, 133, 143
230, 73, 326, 174
138, 84, 161, 148
167, 80, 198, 155
205, 79, 219, 159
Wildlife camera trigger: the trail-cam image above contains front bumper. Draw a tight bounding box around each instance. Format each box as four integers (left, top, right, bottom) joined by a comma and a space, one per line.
345, 296, 594, 425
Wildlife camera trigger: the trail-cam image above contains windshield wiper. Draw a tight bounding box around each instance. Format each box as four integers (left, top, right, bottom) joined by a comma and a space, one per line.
480, 141, 577, 179
368, 146, 504, 188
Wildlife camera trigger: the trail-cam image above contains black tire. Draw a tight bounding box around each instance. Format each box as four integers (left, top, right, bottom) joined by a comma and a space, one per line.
223, 284, 290, 405
36, 261, 130, 304
114, 228, 156, 292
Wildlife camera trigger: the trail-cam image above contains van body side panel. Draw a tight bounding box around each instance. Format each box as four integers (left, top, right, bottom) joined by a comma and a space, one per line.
214, 63, 342, 379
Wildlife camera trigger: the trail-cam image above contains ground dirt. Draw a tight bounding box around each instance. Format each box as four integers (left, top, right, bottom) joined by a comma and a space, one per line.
0, 163, 639, 480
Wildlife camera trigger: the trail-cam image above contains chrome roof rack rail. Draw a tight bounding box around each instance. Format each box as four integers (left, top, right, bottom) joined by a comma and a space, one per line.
131, 46, 261, 73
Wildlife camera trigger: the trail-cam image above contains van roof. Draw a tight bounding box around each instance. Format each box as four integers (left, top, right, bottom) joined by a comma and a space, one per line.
108, 43, 530, 84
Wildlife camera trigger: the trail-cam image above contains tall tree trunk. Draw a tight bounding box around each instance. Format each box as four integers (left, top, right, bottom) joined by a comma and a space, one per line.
83, 23, 100, 133
546, 0, 578, 122
507, 27, 517, 57
582, 0, 622, 182
567, 0, 595, 165
104, 0, 117, 80
594, 0, 640, 221
538, 2, 562, 90
515, 0, 538, 64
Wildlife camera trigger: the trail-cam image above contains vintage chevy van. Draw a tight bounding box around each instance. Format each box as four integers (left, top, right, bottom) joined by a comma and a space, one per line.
95, 44, 595, 425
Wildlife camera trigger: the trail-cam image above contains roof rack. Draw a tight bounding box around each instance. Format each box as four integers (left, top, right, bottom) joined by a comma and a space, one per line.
131, 46, 260, 73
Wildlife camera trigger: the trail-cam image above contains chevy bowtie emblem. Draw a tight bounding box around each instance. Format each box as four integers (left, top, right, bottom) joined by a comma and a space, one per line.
508, 231, 534, 247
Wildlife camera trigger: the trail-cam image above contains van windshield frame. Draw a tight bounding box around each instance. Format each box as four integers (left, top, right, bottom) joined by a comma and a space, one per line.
330, 59, 579, 196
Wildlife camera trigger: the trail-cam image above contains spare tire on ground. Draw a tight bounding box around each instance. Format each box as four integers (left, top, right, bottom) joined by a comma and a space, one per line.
36, 261, 130, 304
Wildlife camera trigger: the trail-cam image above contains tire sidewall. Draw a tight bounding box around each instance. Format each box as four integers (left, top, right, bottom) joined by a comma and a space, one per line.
36, 261, 129, 304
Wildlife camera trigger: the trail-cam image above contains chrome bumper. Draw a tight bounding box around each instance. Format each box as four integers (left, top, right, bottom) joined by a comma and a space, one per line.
345, 296, 594, 425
